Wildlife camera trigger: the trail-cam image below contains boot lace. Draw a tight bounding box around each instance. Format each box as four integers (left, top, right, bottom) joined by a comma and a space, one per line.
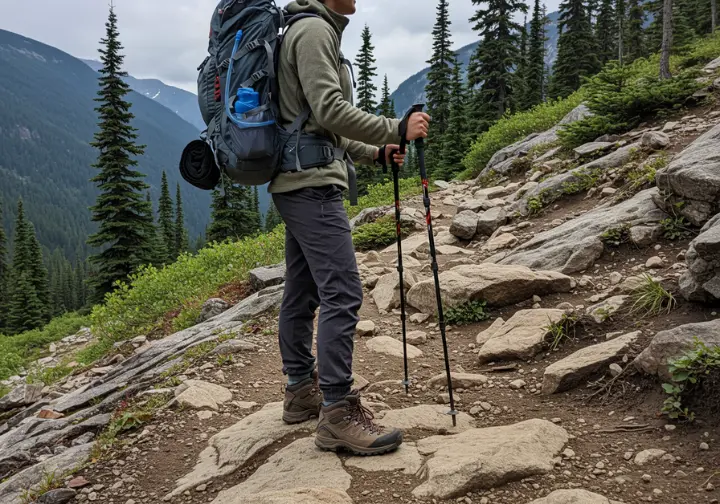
345, 397, 384, 434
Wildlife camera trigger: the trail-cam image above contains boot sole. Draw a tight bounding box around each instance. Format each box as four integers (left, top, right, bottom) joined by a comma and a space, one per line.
314, 432, 403, 456
282, 409, 319, 425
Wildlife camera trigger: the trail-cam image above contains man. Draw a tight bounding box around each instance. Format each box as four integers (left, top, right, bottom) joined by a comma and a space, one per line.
268, 0, 430, 455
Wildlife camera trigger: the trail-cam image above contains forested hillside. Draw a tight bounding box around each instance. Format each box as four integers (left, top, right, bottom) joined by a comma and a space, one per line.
0, 29, 211, 259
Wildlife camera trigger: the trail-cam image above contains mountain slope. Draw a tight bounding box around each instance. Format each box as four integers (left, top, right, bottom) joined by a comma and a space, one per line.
390, 11, 561, 116
81, 59, 205, 131
0, 29, 211, 258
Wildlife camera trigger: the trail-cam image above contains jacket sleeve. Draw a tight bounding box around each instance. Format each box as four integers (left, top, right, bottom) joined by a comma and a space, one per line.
346, 140, 378, 166
292, 19, 402, 146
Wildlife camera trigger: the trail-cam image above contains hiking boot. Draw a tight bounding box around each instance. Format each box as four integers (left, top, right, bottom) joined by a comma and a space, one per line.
315, 392, 403, 456
283, 371, 322, 424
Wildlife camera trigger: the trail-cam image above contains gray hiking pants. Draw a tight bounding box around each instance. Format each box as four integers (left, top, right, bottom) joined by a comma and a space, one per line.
273, 185, 362, 402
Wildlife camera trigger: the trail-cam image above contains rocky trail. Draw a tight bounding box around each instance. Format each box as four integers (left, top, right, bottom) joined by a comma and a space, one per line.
3, 61, 720, 504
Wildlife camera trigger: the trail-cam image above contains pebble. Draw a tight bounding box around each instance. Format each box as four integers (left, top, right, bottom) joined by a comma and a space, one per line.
646, 256, 664, 269
196, 484, 207, 492
510, 379, 526, 390
88, 493, 98, 502
709, 483, 716, 492
700, 442, 710, 450
665, 424, 676, 431
642, 474, 652, 483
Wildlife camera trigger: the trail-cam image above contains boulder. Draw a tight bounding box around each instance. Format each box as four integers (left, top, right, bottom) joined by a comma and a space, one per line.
586, 295, 629, 323
365, 336, 423, 359
634, 320, 720, 379
224, 284, 284, 321
542, 331, 640, 394
476, 317, 505, 345
458, 199, 495, 213
656, 123, 720, 225
634, 448, 667, 465
175, 380, 233, 411
483, 233, 519, 252
344, 442, 423, 474
407, 264, 574, 314
168, 403, 317, 499
475, 104, 591, 180
249, 263, 286, 291
476, 207, 508, 236
198, 298, 231, 322
629, 225, 662, 247
412, 420, 569, 499
371, 271, 419, 312
211, 438, 351, 504
349, 206, 390, 230
36, 489, 77, 504
0, 384, 44, 413
434, 180, 451, 189
641, 131, 671, 150
212, 339, 258, 355
573, 141, 614, 157
705, 56, 720, 72
450, 211, 479, 240
376, 404, 474, 433
427, 372, 488, 389
406, 330, 427, 344
478, 309, 567, 363
527, 490, 624, 504
679, 213, 720, 301
238, 488, 353, 504
499, 189, 666, 273
356, 321, 376, 337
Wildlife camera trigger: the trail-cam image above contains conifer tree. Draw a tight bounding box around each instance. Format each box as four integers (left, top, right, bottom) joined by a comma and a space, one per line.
588, 0, 600, 24
75, 257, 87, 309
264, 201, 283, 232
207, 176, 256, 243
515, 19, 530, 111
468, 0, 528, 131
0, 198, 8, 331
617, 0, 626, 63
596, 0, 618, 64
355, 25, 378, 114
626, 0, 646, 62
63, 260, 76, 312
440, 60, 469, 178
379, 75, 396, 118
526, 0, 548, 108
146, 192, 166, 267
425, 0, 455, 169
550, 0, 600, 98
660, 0, 674, 79
87, 5, 153, 302
158, 171, 175, 261
174, 184, 189, 257
7, 272, 43, 334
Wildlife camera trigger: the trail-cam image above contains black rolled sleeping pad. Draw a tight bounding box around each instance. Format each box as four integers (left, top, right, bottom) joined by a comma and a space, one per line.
180, 140, 221, 191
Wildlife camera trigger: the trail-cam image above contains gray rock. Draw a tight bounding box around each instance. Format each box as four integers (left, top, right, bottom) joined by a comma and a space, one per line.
528, 489, 624, 504
475, 104, 591, 180
542, 331, 640, 394
212, 340, 259, 355
679, 213, 720, 301
0, 451, 32, 480
0, 384, 44, 413
586, 295, 629, 323
349, 206, 390, 230
707, 56, 720, 72
434, 180, 450, 189
656, 123, 720, 225
476, 207, 508, 236
0, 443, 93, 504
574, 142, 614, 157
224, 284, 284, 321
630, 225, 662, 247
450, 211, 479, 240
37, 489, 77, 504
248, 264, 286, 291
198, 298, 231, 323
372, 271, 418, 312
498, 189, 666, 274
634, 319, 720, 379
641, 131, 671, 150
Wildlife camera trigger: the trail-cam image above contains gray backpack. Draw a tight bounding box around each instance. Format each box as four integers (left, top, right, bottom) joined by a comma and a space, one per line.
181, 0, 357, 200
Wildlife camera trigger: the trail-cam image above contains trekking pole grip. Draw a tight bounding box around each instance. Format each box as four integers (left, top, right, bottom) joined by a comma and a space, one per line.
399, 103, 425, 154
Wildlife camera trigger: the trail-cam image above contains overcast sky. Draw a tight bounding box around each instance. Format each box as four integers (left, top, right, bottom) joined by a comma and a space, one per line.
0, 0, 561, 94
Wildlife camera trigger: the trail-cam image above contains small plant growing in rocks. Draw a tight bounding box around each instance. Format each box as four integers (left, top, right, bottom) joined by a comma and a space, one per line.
352, 216, 412, 251
20, 470, 65, 504
661, 215, 692, 240
630, 274, 677, 317
545, 314, 578, 351
444, 300, 490, 326
662, 339, 720, 421
600, 225, 630, 247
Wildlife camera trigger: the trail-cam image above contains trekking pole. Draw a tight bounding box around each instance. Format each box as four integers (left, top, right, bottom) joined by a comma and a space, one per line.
389, 152, 410, 395
400, 104, 457, 427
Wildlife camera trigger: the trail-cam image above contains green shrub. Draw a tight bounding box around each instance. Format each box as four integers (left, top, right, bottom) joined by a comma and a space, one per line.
27, 364, 75, 387
630, 274, 677, 317
678, 32, 720, 69
352, 215, 412, 251
460, 92, 585, 179
346, 178, 424, 219
601, 225, 631, 247
662, 215, 693, 240
445, 301, 490, 326
0, 313, 89, 381
559, 60, 701, 148
662, 339, 720, 421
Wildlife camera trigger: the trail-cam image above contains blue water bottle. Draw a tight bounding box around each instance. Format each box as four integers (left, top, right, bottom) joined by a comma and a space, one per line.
235, 87, 259, 116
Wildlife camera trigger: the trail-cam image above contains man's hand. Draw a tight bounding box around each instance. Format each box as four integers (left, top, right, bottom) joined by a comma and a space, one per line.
405, 112, 430, 141
375, 144, 406, 168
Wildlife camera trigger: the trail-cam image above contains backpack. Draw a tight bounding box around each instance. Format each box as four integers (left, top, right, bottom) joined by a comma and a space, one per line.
181, 0, 358, 198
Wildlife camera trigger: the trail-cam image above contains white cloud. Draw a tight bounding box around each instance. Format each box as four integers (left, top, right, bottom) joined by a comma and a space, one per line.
0, 0, 561, 94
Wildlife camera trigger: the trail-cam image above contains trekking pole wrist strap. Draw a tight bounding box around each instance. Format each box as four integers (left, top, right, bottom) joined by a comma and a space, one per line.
398, 103, 425, 154
376, 145, 388, 173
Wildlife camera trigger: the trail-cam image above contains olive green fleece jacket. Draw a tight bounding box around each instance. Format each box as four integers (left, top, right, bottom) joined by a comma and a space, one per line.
268, 0, 402, 194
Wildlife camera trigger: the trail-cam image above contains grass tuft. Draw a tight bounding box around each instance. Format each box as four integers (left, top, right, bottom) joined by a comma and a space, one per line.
630, 274, 677, 317
445, 301, 491, 326
546, 314, 578, 351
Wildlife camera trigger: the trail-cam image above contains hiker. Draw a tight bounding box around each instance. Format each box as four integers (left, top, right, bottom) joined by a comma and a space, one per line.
270, 0, 430, 455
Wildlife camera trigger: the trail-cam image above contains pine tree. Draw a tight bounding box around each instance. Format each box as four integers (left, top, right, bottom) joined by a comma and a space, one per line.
26, 223, 50, 322
75, 257, 87, 309
526, 0, 548, 108
647, 0, 696, 52
87, 5, 153, 303
158, 171, 175, 262
515, 18, 531, 111
264, 201, 283, 232
63, 260, 76, 312
174, 183, 189, 257
626, 0, 646, 62
439, 60, 470, 178
355, 25, 378, 114
468, 0, 528, 133
550, 0, 600, 98
425, 0, 455, 169
0, 197, 8, 332
596, 0, 618, 64
207, 176, 257, 243
617, 0, 626, 63
146, 192, 166, 267
379, 75, 396, 118
7, 271, 43, 334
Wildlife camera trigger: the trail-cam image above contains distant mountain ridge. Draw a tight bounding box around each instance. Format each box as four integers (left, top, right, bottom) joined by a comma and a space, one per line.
0, 28, 211, 258
390, 11, 561, 116
81, 59, 205, 131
